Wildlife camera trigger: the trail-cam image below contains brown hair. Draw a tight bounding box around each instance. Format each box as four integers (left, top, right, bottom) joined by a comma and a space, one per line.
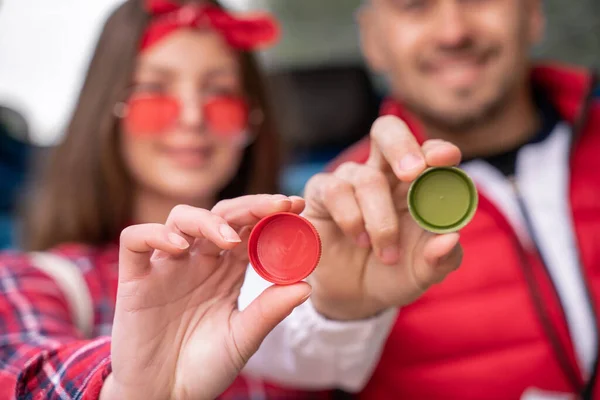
23, 0, 280, 251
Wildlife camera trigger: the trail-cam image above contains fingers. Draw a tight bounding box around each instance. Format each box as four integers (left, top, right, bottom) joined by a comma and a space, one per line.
212, 194, 304, 228
288, 196, 306, 215
230, 283, 312, 365
416, 233, 463, 287
165, 205, 242, 256
165, 195, 304, 257
118, 224, 190, 282
304, 164, 400, 263
226, 226, 252, 263
421, 139, 462, 167
304, 172, 366, 244
300, 117, 461, 265
366, 116, 461, 182
367, 116, 426, 182
335, 163, 400, 262
120, 194, 305, 281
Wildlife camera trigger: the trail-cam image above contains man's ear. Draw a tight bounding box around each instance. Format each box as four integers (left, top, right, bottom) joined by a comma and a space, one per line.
527, 0, 545, 46
357, 4, 387, 73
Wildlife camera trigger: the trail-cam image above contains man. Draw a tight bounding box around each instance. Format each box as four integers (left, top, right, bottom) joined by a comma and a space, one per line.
240, 0, 600, 399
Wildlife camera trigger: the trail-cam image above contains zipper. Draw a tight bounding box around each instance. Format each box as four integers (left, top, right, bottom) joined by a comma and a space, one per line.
508, 176, 596, 395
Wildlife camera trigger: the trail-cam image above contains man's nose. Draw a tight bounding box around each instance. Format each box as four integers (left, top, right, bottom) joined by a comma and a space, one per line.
432, 1, 472, 49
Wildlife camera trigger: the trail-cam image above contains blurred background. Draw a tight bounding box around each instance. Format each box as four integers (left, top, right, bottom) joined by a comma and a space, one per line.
0, 0, 599, 249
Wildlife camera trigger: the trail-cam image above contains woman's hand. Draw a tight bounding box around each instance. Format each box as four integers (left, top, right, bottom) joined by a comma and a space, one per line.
101, 195, 311, 400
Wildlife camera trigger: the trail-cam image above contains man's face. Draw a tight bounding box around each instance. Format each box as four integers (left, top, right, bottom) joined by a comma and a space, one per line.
360, 0, 544, 132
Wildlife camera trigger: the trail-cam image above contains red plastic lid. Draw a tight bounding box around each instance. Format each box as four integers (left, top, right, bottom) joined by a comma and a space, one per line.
248, 212, 321, 285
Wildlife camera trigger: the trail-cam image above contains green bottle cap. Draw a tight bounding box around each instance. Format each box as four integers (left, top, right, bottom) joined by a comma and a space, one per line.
407, 167, 478, 234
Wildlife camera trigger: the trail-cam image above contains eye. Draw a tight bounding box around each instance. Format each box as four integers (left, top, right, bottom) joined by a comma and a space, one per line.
202, 82, 242, 99
392, 0, 431, 12
201, 67, 243, 99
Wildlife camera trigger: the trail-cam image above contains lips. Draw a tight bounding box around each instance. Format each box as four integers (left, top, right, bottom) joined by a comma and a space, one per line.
160, 145, 214, 168
432, 61, 484, 88
422, 49, 496, 89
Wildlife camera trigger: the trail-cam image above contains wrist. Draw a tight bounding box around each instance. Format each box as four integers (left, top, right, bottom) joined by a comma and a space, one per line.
99, 374, 155, 400
310, 294, 388, 321
99, 374, 164, 400
99, 374, 120, 400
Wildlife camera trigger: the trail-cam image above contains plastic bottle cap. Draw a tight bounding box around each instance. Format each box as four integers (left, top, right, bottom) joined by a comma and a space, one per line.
248, 212, 322, 285
408, 167, 478, 234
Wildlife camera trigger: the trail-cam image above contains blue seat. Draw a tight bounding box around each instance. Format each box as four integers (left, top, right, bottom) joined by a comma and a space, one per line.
0, 215, 16, 250
267, 65, 382, 196
0, 107, 31, 250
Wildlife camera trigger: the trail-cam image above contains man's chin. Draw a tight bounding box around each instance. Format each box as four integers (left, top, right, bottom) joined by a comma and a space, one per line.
405, 88, 510, 133
410, 102, 502, 133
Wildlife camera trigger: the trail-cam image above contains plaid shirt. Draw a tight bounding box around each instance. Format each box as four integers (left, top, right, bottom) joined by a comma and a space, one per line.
0, 244, 332, 399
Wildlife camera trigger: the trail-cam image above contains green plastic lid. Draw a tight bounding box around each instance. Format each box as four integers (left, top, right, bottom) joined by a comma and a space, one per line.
407, 167, 478, 234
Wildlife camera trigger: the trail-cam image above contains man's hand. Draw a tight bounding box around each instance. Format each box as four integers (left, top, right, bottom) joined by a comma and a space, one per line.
304, 116, 463, 320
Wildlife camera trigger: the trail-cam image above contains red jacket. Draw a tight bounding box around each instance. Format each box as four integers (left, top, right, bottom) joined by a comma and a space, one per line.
330, 64, 600, 399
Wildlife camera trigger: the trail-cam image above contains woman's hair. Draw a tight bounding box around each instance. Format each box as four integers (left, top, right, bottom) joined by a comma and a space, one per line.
22, 0, 280, 251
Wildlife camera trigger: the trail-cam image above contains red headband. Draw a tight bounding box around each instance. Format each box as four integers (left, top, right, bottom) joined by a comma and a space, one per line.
141, 0, 280, 51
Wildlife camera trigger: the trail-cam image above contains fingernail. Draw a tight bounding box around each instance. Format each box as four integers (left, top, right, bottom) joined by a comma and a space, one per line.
219, 224, 241, 243
301, 292, 312, 302
398, 154, 424, 172
437, 233, 461, 264
380, 246, 400, 264
168, 233, 189, 250
272, 194, 291, 204
356, 232, 371, 248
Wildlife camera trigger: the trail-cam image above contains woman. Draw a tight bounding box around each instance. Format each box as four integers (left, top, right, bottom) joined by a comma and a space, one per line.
0, 0, 330, 398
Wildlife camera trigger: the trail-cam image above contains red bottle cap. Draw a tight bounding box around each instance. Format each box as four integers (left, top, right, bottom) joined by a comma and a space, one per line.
248, 212, 321, 285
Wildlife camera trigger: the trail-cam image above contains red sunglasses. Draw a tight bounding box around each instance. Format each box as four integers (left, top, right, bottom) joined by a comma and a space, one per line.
121, 94, 250, 139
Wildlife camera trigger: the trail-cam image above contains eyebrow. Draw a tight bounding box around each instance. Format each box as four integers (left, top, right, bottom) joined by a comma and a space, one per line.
135, 64, 174, 77
134, 63, 239, 81
204, 66, 239, 80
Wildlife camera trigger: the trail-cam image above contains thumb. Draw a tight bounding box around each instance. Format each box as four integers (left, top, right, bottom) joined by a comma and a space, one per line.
420, 232, 463, 286
230, 282, 311, 364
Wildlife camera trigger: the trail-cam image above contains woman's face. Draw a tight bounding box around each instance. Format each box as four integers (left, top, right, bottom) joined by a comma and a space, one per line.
120, 29, 247, 204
